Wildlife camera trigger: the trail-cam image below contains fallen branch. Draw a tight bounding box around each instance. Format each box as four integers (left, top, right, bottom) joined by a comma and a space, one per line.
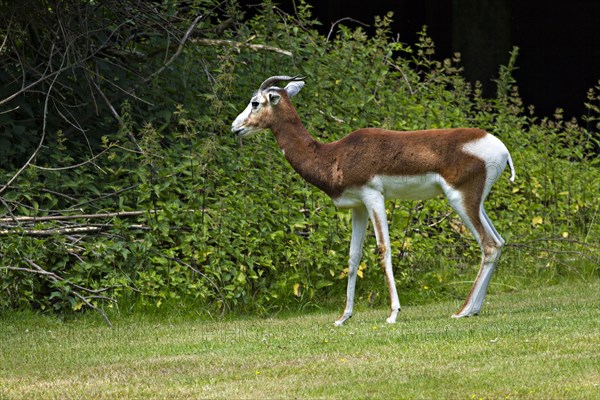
0, 210, 147, 223
0, 223, 149, 236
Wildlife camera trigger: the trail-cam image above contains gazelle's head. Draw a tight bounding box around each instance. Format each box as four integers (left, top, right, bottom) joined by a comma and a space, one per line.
231, 75, 305, 138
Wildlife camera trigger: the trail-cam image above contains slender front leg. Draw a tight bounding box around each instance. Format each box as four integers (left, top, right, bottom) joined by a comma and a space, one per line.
335, 206, 368, 326
363, 190, 401, 324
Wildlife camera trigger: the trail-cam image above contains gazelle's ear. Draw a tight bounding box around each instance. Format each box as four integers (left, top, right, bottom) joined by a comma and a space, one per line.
284, 81, 304, 98
268, 92, 281, 105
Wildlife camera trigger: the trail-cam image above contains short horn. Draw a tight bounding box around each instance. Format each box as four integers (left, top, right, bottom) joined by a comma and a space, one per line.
259, 75, 305, 91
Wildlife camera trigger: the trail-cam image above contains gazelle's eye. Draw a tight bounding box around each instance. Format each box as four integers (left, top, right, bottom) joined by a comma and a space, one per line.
251, 101, 259, 108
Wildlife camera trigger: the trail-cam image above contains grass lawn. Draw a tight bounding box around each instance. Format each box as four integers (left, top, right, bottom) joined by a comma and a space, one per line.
1, 279, 599, 399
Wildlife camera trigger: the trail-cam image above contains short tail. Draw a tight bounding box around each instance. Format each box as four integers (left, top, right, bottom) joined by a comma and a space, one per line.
507, 152, 516, 182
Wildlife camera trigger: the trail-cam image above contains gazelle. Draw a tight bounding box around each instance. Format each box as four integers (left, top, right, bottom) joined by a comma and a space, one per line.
231, 75, 515, 325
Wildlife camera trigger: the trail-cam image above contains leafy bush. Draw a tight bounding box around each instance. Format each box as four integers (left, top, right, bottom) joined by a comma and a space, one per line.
1, 1, 598, 320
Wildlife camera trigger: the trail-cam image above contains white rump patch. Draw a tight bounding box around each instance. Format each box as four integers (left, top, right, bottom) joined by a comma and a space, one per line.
462, 134, 510, 184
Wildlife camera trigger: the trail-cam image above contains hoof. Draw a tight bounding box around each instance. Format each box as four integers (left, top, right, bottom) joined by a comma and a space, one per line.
451, 311, 479, 319
334, 314, 352, 326
386, 309, 400, 324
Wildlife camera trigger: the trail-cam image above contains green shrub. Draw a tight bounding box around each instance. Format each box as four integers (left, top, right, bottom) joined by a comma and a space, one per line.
1, 1, 598, 320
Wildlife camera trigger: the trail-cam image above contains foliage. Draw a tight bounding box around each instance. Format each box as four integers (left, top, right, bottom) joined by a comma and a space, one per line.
1, 1, 598, 319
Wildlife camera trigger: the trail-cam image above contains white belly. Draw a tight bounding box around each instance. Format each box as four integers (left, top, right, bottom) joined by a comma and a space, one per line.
377, 174, 444, 200
333, 173, 444, 208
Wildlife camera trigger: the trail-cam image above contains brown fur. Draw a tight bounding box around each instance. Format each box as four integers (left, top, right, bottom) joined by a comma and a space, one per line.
267, 90, 488, 200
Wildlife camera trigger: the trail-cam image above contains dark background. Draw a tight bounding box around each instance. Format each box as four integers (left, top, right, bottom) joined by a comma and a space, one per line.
268, 0, 599, 120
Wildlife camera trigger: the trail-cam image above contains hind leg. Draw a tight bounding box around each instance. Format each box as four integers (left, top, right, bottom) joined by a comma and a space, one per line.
443, 187, 503, 318
452, 233, 502, 317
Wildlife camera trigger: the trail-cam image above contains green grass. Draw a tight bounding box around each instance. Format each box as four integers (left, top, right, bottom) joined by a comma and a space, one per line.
1, 279, 599, 399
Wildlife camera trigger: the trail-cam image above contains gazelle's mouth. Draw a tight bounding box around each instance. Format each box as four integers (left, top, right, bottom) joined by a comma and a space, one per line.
231, 125, 252, 137
232, 125, 263, 138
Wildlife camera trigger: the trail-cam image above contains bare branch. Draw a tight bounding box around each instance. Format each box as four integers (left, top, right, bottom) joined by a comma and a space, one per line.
145, 14, 205, 82
0, 49, 63, 196
90, 78, 144, 152
316, 109, 345, 124
31, 147, 112, 171
0, 106, 19, 115
386, 59, 417, 95
192, 38, 293, 57
0, 22, 9, 55
0, 197, 19, 225
427, 211, 454, 228
0, 21, 128, 107
326, 17, 370, 43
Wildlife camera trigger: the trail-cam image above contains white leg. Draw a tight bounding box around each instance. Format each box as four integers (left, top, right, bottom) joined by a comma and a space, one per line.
335, 207, 368, 326
363, 190, 400, 324
444, 188, 503, 318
